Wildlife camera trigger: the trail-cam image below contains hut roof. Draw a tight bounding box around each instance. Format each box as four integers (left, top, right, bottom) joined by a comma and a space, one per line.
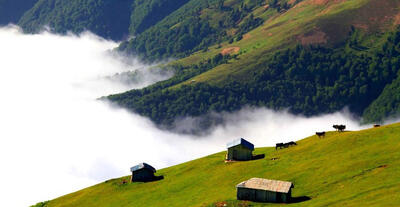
130, 163, 156, 173
237, 178, 294, 193
226, 138, 254, 150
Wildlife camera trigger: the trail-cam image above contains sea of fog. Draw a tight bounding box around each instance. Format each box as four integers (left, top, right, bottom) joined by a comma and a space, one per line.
0, 26, 385, 206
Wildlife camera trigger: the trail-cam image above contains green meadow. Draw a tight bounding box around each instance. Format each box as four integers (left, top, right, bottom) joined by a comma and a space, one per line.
39, 122, 400, 207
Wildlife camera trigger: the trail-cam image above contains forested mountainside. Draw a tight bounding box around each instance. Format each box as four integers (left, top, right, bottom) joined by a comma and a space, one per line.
0, 0, 37, 25
363, 74, 400, 122
129, 0, 192, 35
109, 0, 400, 130
18, 0, 133, 40
119, 0, 270, 61
2, 0, 400, 128
109, 27, 400, 130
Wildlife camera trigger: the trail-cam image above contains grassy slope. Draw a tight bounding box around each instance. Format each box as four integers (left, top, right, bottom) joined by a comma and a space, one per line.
46, 122, 400, 207
171, 0, 399, 87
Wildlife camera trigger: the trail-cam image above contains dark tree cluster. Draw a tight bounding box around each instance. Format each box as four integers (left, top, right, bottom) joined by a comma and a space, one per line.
0, 0, 37, 25
18, 0, 133, 40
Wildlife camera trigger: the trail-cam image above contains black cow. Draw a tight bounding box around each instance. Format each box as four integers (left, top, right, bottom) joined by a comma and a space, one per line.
333, 124, 346, 132
316, 132, 326, 138
333, 125, 339, 131
338, 125, 346, 132
276, 141, 297, 150
276, 143, 284, 150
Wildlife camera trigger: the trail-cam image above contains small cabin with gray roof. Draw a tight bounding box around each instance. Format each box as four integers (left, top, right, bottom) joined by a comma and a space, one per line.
130, 163, 157, 182
237, 178, 294, 203
226, 138, 254, 161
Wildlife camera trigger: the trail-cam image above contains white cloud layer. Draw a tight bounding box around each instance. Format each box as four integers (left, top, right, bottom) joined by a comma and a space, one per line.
0, 26, 387, 207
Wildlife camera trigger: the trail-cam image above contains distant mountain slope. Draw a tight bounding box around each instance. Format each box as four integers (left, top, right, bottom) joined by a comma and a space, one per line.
4, 0, 400, 125
0, 0, 38, 25
18, 0, 134, 40
34, 123, 400, 207
119, 0, 272, 61
109, 0, 400, 130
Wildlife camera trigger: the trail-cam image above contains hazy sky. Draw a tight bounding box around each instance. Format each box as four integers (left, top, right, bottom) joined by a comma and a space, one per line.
0, 26, 376, 207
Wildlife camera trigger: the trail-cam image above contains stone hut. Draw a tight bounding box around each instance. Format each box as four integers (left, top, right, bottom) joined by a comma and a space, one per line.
226, 138, 254, 161
237, 178, 294, 203
130, 163, 158, 182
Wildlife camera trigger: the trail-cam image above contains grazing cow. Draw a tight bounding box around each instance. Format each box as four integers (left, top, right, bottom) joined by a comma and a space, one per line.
316, 132, 326, 138
333, 125, 339, 131
276, 141, 297, 150
374, 124, 381, 128
333, 124, 346, 132
276, 143, 284, 150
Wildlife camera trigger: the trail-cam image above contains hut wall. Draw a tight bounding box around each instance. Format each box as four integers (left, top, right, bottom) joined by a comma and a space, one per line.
131, 168, 155, 182
255, 189, 267, 201
265, 191, 278, 202
227, 145, 252, 161
279, 189, 292, 203
238, 188, 291, 203
237, 188, 256, 201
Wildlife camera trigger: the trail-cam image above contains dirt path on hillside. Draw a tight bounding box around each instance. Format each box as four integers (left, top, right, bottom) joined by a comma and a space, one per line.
221, 47, 240, 55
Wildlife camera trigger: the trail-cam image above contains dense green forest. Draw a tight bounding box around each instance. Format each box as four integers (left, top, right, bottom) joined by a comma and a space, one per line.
363, 74, 400, 123
0, 0, 37, 25
18, 0, 133, 40
129, 0, 191, 35
108, 27, 400, 129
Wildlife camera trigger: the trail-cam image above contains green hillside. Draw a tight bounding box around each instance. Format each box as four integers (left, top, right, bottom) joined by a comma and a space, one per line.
36, 122, 400, 207
119, 0, 270, 61
109, 0, 400, 128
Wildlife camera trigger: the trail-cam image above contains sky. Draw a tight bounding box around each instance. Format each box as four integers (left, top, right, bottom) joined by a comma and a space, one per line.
0, 25, 382, 206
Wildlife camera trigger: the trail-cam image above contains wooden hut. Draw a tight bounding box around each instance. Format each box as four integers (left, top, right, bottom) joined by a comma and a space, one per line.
237, 178, 294, 203
130, 163, 157, 182
226, 138, 254, 161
